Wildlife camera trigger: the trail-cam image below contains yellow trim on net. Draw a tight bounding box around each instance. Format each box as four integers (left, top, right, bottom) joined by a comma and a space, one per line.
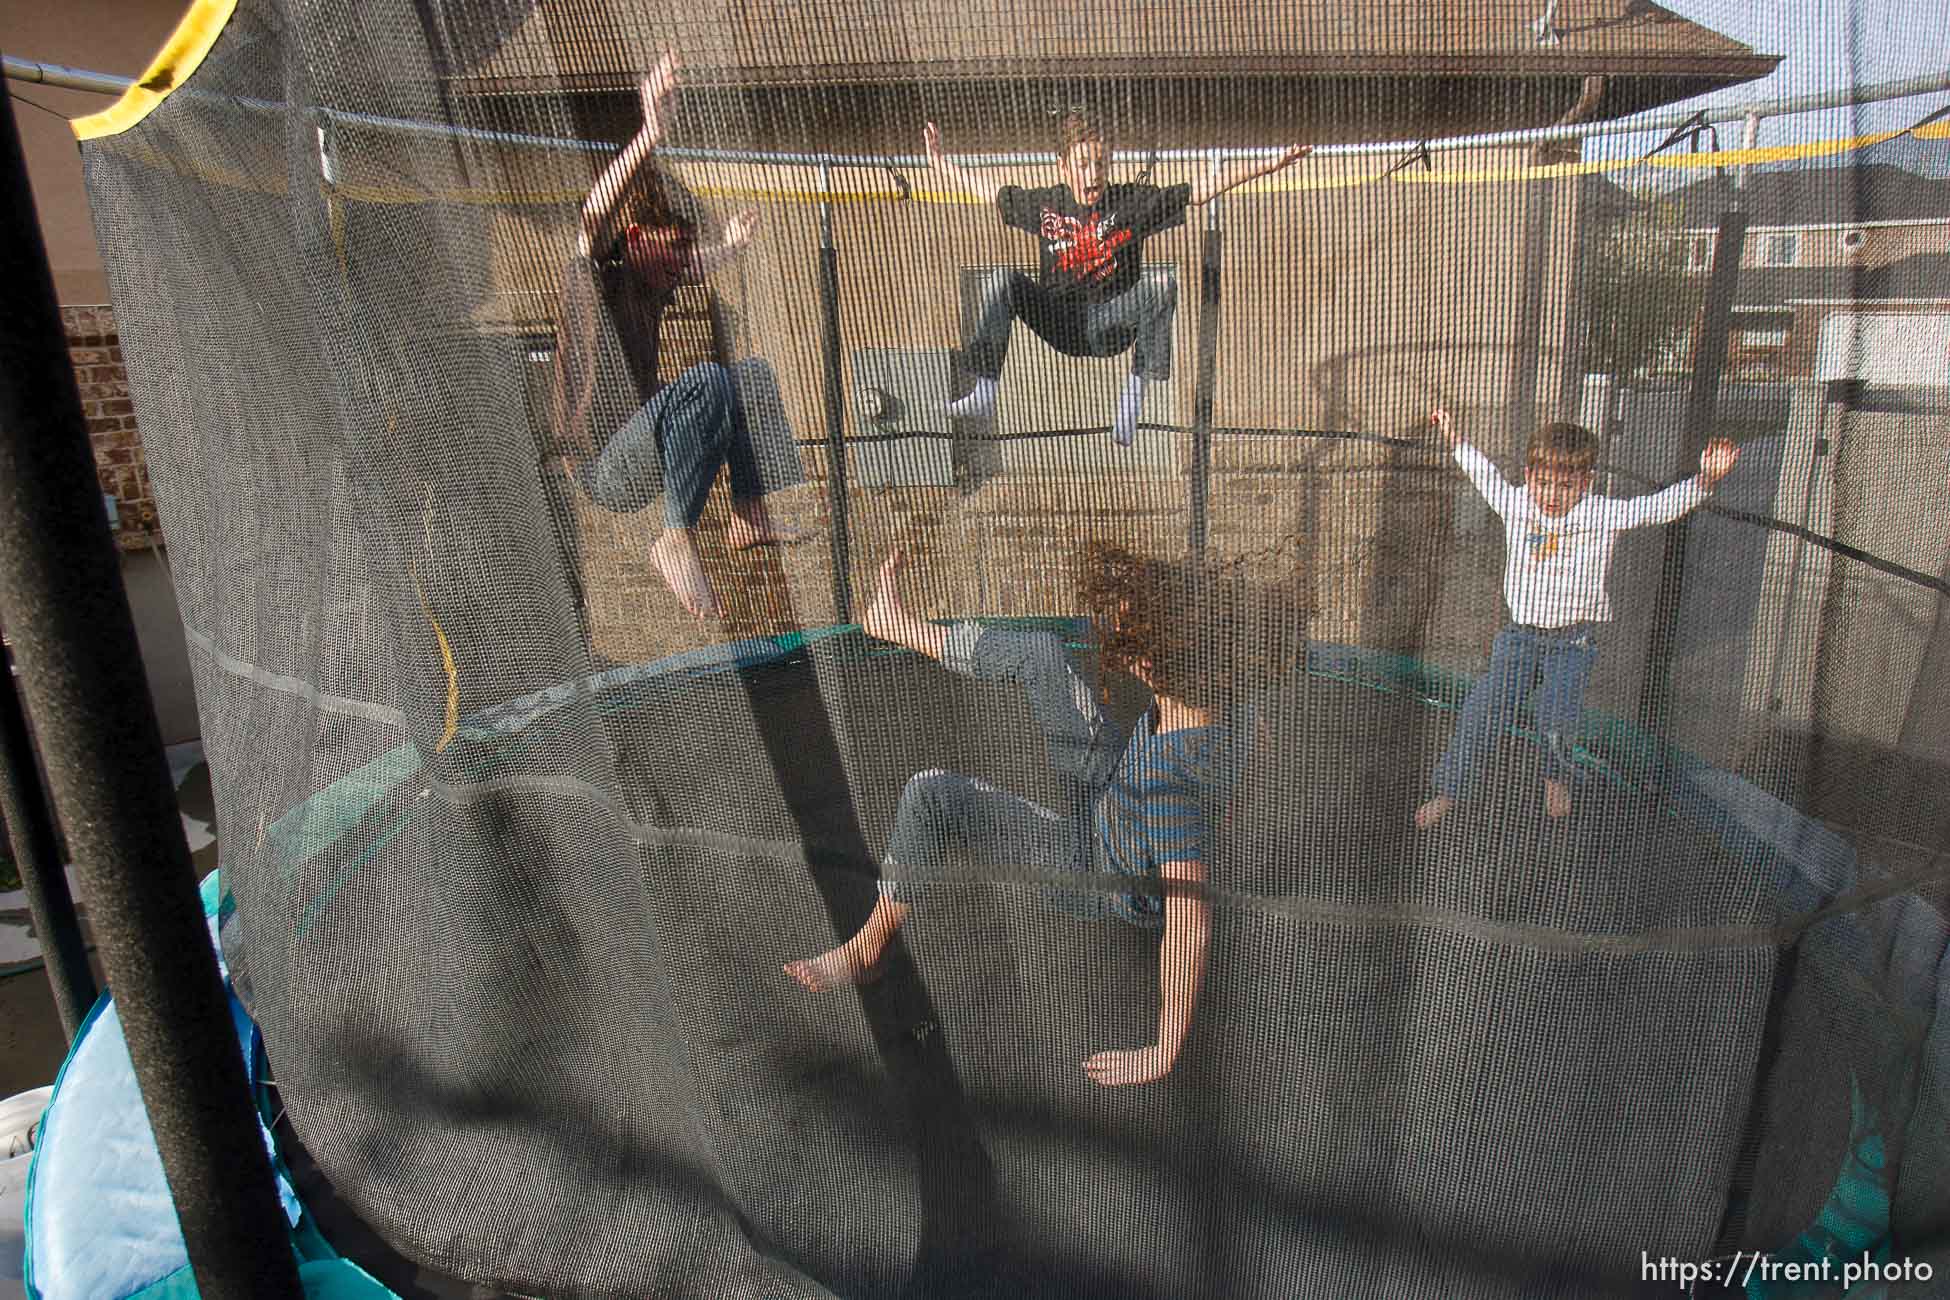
71, 0, 238, 142
419, 586, 461, 753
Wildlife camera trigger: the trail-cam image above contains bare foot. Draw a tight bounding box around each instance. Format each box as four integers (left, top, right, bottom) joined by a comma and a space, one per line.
860, 547, 910, 644
1544, 779, 1572, 819
1414, 795, 1456, 830
649, 528, 722, 620
726, 498, 811, 551
784, 943, 883, 991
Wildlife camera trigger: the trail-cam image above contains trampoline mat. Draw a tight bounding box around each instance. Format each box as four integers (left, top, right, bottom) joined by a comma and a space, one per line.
220, 639, 1895, 1299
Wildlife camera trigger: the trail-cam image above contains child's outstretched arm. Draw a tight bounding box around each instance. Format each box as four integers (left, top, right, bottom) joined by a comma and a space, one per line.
1435, 407, 1526, 520
580, 53, 680, 258
1189, 144, 1312, 206
1604, 437, 1741, 530
1084, 856, 1210, 1087
924, 121, 1004, 203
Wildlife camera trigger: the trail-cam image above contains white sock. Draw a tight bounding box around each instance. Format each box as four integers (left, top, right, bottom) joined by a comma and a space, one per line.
1112, 375, 1147, 447
947, 377, 998, 419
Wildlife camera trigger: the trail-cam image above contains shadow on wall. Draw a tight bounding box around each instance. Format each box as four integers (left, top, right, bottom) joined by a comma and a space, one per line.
1304, 344, 1532, 656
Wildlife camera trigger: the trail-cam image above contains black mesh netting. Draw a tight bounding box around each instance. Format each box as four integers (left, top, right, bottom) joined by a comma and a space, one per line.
77, 1, 1950, 1296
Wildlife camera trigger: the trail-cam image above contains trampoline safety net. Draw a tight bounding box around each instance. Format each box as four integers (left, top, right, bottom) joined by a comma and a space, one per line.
70, 1, 1950, 1296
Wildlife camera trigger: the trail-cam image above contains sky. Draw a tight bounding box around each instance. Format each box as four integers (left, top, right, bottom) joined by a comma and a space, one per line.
1593, 1, 1950, 167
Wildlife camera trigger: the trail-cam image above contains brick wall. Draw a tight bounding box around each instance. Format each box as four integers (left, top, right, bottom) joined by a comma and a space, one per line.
62, 304, 163, 550
559, 449, 1482, 672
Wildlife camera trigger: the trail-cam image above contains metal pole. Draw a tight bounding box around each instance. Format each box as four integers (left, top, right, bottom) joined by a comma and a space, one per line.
0, 88, 302, 1300
1736, 111, 1762, 189
1635, 202, 1750, 736
817, 163, 853, 622
0, 659, 97, 1039
1187, 149, 1224, 556
9, 52, 1946, 170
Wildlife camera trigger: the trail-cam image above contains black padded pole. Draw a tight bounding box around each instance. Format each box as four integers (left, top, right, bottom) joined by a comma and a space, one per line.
1186, 209, 1224, 555
1636, 207, 1749, 735
0, 88, 302, 1300
0, 661, 96, 1040
817, 186, 853, 623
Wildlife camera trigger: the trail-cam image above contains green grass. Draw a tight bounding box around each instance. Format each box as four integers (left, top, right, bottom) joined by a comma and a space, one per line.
0, 849, 18, 894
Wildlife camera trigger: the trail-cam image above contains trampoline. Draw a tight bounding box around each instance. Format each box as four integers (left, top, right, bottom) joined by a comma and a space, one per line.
3, 2, 1949, 1298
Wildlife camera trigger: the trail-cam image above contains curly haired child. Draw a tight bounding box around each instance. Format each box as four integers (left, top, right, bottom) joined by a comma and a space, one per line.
786, 541, 1292, 1086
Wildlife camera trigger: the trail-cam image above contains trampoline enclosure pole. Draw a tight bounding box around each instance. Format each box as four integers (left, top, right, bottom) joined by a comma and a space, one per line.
818, 165, 854, 622
1636, 206, 1749, 735
0, 661, 97, 1040
1187, 152, 1224, 555
0, 89, 302, 1300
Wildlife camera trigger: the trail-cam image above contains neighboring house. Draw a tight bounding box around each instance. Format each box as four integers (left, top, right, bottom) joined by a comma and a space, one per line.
1668, 162, 1950, 378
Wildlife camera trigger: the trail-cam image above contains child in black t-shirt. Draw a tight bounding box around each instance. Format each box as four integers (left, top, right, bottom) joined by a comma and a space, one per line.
926, 112, 1311, 445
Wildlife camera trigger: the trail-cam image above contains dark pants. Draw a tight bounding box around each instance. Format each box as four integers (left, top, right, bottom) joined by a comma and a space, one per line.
963, 268, 1178, 383
587, 358, 805, 528
1433, 622, 1600, 799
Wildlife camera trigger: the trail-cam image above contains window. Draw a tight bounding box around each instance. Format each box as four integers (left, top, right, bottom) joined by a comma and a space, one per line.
1755, 231, 1801, 268
1684, 234, 1714, 272
1731, 309, 1794, 364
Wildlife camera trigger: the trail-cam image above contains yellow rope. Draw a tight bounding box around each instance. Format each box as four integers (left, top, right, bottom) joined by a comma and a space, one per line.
411, 480, 460, 753
410, 566, 461, 753
82, 81, 1947, 206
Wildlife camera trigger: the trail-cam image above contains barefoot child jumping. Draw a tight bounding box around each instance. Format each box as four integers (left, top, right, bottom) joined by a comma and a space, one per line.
551, 52, 806, 621
1415, 409, 1739, 827
787, 543, 1275, 1087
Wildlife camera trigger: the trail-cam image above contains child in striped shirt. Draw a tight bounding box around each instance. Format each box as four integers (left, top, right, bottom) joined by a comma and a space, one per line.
786, 542, 1279, 1087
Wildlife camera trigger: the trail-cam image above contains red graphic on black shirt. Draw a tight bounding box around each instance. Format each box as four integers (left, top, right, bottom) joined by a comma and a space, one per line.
1039, 209, 1133, 286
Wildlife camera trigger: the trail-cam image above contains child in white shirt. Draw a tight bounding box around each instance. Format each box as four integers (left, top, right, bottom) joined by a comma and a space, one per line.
1415, 409, 1739, 827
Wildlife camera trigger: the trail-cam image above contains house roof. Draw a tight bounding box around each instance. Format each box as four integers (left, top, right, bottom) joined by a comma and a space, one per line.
1671, 164, 1950, 230
1580, 172, 1650, 223
453, 0, 1777, 122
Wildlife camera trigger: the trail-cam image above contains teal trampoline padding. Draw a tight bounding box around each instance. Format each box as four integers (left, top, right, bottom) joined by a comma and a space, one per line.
265, 624, 889, 897
1746, 1078, 1896, 1298
267, 745, 427, 878
263, 623, 1868, 951
122, 1257, 396, 1299
272, 625, 1673, 872
22, 869, 381, 1300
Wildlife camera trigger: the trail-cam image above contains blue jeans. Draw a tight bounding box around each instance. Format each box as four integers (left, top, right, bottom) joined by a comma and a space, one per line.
586, 358, 805, 528
878, 627, 1158, 928
878, 768, 1157, 928
964, 268, 1178, 382
1433, 623, 1599, 800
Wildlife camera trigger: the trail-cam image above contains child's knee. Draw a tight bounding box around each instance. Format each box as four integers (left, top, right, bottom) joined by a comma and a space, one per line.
985, 267, 1031, 309
897, 767, 955, 816
680, 363, 735, 420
